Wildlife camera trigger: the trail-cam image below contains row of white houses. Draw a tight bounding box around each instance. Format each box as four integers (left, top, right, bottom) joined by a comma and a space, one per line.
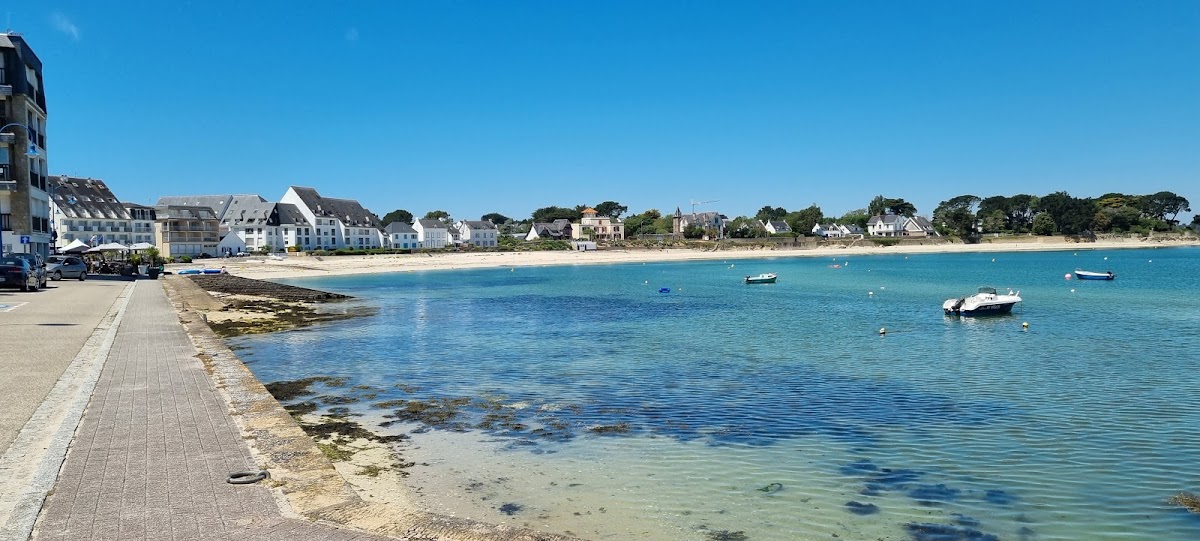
160, 186, 499, 256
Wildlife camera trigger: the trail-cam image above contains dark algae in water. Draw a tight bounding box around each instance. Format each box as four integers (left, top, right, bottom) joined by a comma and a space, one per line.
497, 502, 522, 515
264, 376, 348, 401
844, 501, 879, 515
904, 522, 1000, 541
1167, 491, 1200, 513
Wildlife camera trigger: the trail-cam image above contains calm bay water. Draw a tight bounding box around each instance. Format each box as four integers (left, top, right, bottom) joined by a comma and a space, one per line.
231, 247, 1200, 540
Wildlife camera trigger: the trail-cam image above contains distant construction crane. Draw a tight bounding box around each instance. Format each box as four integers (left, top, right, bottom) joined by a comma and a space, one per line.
690, 199, 719, 215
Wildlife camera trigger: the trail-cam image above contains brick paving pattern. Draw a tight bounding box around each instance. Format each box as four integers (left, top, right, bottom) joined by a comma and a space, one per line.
32, 282, 390, 541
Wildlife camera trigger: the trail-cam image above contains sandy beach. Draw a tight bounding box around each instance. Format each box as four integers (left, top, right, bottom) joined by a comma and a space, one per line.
174, 236, 1198, 281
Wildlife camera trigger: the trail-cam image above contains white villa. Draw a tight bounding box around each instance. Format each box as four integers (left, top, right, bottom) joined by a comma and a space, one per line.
866, 215, 939, 237
458, 220, 499, 247
414, 219, 450, 248
578, 208, 624, 240
385, 222, 419, 250
763, 220, 791, 235
813, 223, 865, 238
525, 220, 573, 241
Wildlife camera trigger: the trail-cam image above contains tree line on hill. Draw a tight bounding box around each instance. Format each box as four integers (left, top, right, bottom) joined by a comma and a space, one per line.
376, 190, 1194, 240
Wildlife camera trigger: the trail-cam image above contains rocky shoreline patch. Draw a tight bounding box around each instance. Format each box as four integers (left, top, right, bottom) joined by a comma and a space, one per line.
181, 274, 373, 336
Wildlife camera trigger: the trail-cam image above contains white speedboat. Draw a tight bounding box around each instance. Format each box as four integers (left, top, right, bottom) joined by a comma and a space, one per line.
744, 273, 777, 284
943, 287, 1021, 316
1075, 269, 1114, 280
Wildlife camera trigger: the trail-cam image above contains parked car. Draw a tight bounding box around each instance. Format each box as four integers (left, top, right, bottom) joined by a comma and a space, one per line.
9, 253, 47, 288
47, 255, 87, 281
0, 256, 40, 291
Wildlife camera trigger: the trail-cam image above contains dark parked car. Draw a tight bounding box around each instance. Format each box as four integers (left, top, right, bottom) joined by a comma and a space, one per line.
0, 256, 40, 291
47, 256, 88, 281
9, 253, 47, 288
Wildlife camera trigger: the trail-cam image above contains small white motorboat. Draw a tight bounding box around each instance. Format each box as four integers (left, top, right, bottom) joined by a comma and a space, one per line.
943, 287, 1021, 316
1075, 269, 1115, 280
744, 273, 777, 284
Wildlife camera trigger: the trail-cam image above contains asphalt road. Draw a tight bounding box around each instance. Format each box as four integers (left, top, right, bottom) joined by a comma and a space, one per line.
0, 275, 131, 452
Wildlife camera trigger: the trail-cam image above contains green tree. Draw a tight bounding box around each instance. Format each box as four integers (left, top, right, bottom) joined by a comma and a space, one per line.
867, 195, 888, 217
980, 210, 1007, 233
1037, 192, 1096, 235
682, 224, 706, 239
1006, 194, 1038, 232
754, 205, 788, 223
1144, 191, 1190, 224
785, 205, 823, 236
481, 212, 510, 225
933, 195, 980, 238
839, 209, 870, 229
423, 210, 450, 220
532, 206, 581, 223
593, 201, 628, 218
623, 209, 662, 236
381, 209, 413, 226
867, 195, 916, 217
1032, 213, 1056, 235
887, 199, 917, 217
726, 216, 767, 238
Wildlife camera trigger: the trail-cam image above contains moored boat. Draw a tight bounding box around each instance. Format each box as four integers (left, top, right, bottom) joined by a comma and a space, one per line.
1075, 269, 1115, 280
744, 273, 777, 284
943, 287, 1021, 316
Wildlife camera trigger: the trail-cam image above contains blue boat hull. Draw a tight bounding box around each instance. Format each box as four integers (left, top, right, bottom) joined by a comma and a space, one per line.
955, 302, 1017, 317
1075, 273, 1114, 280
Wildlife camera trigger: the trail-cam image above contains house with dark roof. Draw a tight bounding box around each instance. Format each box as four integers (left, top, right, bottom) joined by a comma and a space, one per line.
51, 177, 136, 248
763, 220, 791, 235
458, 220, 498, 247
385, 222, 419, 249
903, 216, 939, 237
212, 197, 312, 254
154, 195, 247, 223
867, 215, 939, 237
280, 186, 384, 249
525, 220, 573, 241
867, 214, 906, 236
813, 223, 865, 238
413, 219, 449, 248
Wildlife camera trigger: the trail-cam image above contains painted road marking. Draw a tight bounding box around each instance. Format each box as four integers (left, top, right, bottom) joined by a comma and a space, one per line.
0, 302, 29, 312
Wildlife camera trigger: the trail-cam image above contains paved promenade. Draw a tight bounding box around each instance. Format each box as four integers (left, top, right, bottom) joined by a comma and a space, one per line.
23, 281, 388, 541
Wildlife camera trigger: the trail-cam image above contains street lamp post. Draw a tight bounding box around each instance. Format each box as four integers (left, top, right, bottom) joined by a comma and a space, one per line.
1, 122, 45, 258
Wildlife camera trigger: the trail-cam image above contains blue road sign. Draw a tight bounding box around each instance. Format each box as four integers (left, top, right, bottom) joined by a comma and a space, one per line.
19, 235, 30, 244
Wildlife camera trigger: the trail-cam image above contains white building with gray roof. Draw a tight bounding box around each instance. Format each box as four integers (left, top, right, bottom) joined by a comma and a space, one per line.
281, 186, 384, 250
413, 219, 449, 248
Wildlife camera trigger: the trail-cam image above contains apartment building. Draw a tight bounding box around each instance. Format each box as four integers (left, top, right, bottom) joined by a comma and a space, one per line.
0, 32, 50, 257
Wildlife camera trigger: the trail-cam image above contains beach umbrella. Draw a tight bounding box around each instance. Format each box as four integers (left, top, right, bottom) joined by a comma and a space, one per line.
129, 242, 154, 250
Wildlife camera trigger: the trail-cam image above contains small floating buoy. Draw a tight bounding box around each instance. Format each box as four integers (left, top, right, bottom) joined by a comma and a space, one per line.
644, 280, 649, 284
879, 327, 887, 335
1148, 260, 1152, 263
1064, 274, 1072, 280
880, 286, 885, 290
1070, 289, 1076, 293
1022, 322, 1029, 329
868, 291, 874, 296
992, 258, 996, 262
510, 268, 514, 272
1103, 257, 1108, 261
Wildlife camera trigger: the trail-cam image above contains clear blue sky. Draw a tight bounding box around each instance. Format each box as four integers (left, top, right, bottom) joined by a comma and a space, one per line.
10, 0, 1199, 221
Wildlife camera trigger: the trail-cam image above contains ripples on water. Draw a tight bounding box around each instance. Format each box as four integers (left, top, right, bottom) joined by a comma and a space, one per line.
233, 247, 1200, 540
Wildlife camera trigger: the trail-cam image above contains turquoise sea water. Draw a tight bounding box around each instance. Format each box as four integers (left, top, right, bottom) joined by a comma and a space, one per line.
232, 247, 1200, 540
